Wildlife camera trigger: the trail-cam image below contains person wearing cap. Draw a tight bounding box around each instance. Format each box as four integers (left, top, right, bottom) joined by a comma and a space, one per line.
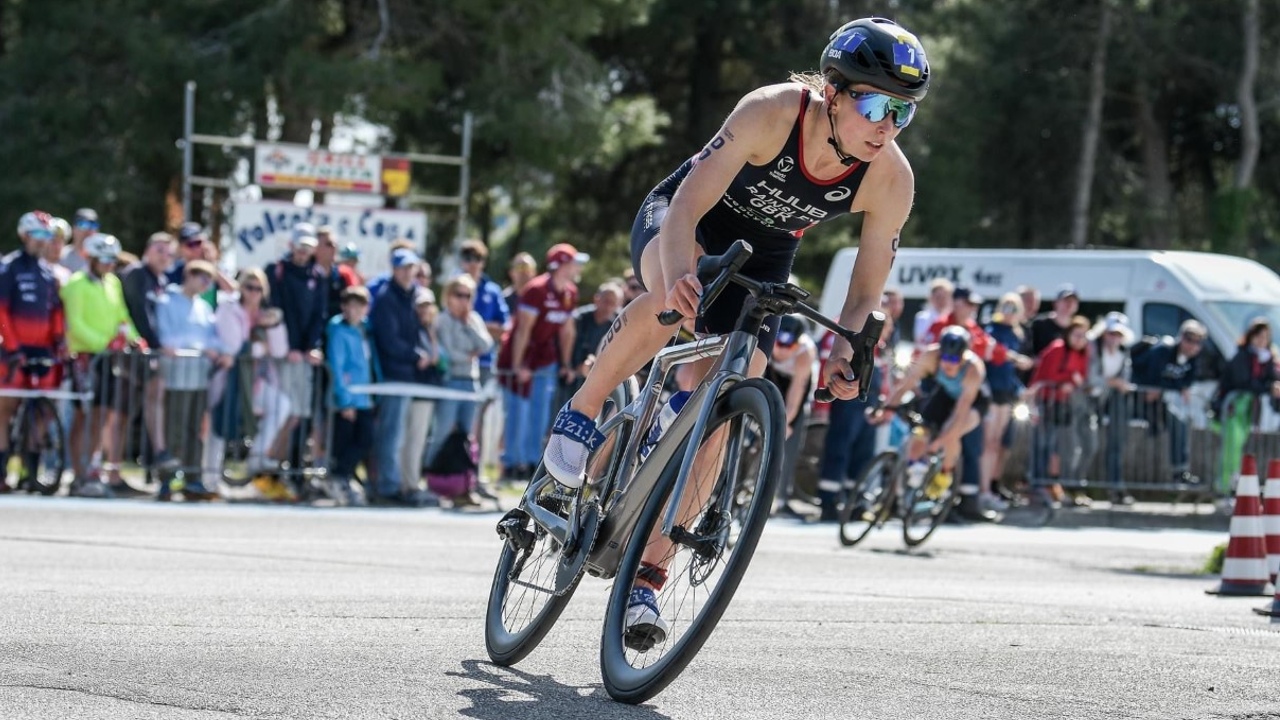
337, 242, 365, 286
1087, 311, 1136, 504
59, 233, 144, 497
326, 285, 379, 506
495, 243, 583, 481
0, 212, 67, 494
1131, 318, 1207, 486
399, 285, 443, 504
45, 218, 73, 285
764, 314, 819, 518
1029, 283, 1080, 358
58, 207, 99, 275
167, 221, 235, 306
154, 260, 230, 501
369, 247, 430, 506
365, 238, 419, 307
264, 222, 329, 470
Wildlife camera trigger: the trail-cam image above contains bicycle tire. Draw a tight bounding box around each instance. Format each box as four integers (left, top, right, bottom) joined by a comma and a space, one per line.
600, 378, 784, 704
19, 398, 65, 496
837, 450, 898, 548
901, 463, 955, 547
484, 384, 633, 667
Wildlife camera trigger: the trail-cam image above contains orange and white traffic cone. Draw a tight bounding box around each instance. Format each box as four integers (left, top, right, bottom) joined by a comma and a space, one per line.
1206, 454, 1273, 597
1254, 459, 1280, 618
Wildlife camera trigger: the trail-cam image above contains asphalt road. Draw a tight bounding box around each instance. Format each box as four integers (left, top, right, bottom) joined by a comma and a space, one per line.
1, 496, 1278, 720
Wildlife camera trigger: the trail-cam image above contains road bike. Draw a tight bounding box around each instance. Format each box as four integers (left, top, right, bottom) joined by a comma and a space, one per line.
484, 239, 884, 704
837, 404, 954, 548
2, 356, 67, 495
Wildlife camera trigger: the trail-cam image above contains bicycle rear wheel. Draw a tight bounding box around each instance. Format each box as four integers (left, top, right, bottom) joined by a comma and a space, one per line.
484, 385, 633, 667
599, 378, 784, 704
16, 398, 65, 496
838, 450, 898, 548
901, 462, 956, 547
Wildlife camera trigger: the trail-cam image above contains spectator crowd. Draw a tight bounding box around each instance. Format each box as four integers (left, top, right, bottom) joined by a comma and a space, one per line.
0, 208, 1272, 519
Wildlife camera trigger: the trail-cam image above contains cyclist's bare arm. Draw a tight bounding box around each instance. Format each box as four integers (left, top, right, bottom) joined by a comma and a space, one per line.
882, 345, 939, 410
659, 86, 798, 317
826, 144, 914, 399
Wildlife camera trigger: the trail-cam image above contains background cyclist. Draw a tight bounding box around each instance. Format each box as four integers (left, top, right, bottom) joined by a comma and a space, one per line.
872, 325, 990, 521
537, 18, 929, 645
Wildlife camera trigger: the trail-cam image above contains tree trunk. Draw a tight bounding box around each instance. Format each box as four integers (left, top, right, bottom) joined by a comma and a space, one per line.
1134, 86, 1173, 248
1235, 0, 1260, 190
1069, 1, 1111, 248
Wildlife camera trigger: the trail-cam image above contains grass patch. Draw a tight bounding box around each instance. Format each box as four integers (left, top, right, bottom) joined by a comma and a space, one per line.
1202, 543, 1227, 575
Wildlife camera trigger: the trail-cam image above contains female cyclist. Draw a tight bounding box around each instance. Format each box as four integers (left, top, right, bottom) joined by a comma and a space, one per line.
541, 17, 930, 641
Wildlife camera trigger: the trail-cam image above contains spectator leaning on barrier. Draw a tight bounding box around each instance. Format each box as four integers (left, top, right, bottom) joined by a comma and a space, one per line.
59, 207, 98, 275
326, 285, 379, 507
428, 274, 495, 481
370, 247, 426, 506
1131, 319, 1206, 486
458, 239, 508, 385
154, 260, 228, 501
913, 278, 952, 348
208, 268, 292, 499
119, 232, 181, 472
265, 223, 327, 467
0, 212, 66, 495
1029, 283, 1079, 358
60, 233, 143, 497
398, 287, 442, 504
497, 243, 582, 482
1087, 311, 1136, 504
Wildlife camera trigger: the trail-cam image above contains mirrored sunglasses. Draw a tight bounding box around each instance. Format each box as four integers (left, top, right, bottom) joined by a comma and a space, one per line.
27, 229, 54, 241
74, 220, 99, 230
846, 89, 917, 130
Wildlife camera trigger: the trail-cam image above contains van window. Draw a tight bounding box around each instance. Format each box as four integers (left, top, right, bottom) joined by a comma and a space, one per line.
1141, 302, 1224, 381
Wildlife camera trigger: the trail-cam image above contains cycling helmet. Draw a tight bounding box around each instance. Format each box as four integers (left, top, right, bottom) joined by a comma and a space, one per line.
84, 233, 122, 263
50, 217, 72, 243
17, 211, 55, 240
339, 242, 361, 261
937, 325, 970, 358
821, 18, 930, 101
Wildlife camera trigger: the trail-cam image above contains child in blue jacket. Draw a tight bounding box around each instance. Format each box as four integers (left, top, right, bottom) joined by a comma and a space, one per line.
326, 286, 380, 505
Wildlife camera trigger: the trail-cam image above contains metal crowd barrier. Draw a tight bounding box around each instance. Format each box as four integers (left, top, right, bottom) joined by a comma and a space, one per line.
1000, 383, 1278, 498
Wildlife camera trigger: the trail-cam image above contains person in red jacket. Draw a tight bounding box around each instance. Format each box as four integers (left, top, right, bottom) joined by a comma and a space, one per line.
1028, 315, 1093, 500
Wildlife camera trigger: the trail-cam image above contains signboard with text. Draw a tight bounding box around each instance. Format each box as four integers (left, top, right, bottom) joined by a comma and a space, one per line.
231, 199, 426, 277
254, 143, 383, 194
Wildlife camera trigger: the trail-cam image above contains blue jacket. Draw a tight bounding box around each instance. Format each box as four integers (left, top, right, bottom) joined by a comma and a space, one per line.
326, 316, 380, 410
1132, 340, 1199, 391
472, 273, 509, 369
266, 256, 327, 353
984, 321, 1025, 394
371, 279, 420, 382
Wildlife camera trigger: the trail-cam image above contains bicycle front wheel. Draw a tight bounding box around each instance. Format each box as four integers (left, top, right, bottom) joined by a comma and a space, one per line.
484, 385, 633, 667
838, 450, 898, 548
600, 378, 784, 704
901, 463, 956, 547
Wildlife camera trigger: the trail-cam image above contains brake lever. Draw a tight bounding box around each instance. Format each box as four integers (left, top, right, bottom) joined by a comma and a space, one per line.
815, 311, 886, 404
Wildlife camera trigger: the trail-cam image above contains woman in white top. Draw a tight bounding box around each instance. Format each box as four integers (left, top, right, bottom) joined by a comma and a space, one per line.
1087, 312, 1135, 503
205, 268, 291, 488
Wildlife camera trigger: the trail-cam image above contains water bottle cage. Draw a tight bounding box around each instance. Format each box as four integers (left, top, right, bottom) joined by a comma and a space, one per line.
551, 408, 606, 451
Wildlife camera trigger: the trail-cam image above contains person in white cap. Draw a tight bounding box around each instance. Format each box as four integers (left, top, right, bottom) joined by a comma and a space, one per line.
1087, 311, 1136, 504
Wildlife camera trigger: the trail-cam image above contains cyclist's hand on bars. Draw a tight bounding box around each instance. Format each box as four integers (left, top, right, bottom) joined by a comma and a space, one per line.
821, 355, 861, 401
665, 272, 702, 319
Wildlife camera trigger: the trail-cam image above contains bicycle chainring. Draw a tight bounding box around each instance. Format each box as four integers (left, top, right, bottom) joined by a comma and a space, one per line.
554, 499, 600, 596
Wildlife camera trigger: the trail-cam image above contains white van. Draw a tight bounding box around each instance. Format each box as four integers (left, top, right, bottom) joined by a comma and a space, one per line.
818, 248, 1280, 379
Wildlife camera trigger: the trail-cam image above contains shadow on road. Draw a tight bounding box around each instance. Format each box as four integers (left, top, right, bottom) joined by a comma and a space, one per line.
449, 659, 671, 719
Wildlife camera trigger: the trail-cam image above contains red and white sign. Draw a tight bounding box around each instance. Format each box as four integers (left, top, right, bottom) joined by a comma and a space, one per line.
254, 143, 382, 194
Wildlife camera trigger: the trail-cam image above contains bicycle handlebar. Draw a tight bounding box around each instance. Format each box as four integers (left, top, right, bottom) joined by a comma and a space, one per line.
652, 239, 884, 403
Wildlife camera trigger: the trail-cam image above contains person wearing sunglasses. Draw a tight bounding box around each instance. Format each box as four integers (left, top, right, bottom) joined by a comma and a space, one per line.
58, 207, 99, 275
539, 17, 929, 638
872, 325, 991, 521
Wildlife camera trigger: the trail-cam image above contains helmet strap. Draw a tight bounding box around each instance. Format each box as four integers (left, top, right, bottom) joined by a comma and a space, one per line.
825, 103, 858, 167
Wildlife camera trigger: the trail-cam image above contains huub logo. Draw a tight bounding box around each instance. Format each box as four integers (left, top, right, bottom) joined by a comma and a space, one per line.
824, 187, 852, 202
769, 156, 795, 182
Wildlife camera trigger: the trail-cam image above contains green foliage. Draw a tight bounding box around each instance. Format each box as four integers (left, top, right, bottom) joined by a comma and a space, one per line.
1203, 542, 1226, 575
